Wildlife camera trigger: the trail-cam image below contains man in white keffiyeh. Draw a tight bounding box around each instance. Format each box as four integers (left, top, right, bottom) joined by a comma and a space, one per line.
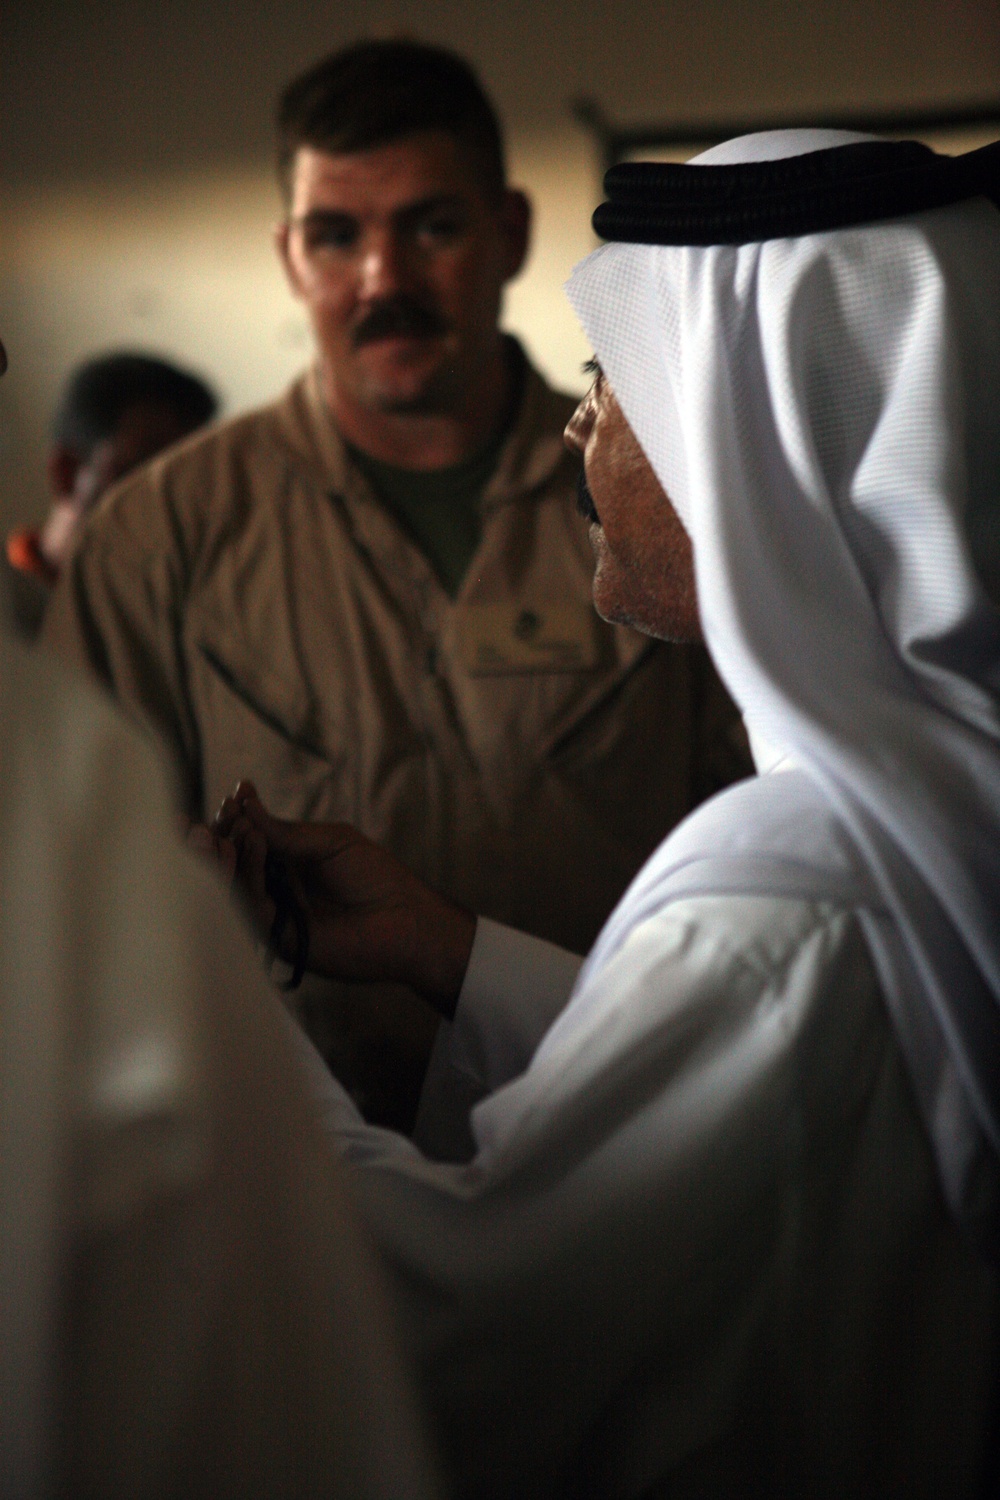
566, 128, 1000, 1250
217, 130, 1000, 1498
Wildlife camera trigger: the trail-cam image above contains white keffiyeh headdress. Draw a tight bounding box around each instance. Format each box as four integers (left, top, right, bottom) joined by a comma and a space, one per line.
566, 129, 1000, 1252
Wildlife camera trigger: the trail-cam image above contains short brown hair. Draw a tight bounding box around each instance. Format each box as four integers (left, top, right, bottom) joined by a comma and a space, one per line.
277, 40, 506, 203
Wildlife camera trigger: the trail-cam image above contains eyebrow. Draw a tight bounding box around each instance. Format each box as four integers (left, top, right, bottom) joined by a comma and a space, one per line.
395, 193, 467, 228
286, 208, 356, 239
582, 356, 602, 378
291, 193, 468, 231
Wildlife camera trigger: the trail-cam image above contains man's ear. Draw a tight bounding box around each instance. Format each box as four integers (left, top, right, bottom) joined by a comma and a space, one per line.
47, 444, 81, 499
499, 189, 531, 283
274, 220, 305, 298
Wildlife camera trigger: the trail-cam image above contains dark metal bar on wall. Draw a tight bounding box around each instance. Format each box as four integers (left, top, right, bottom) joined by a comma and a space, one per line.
573, 98, 1000, 174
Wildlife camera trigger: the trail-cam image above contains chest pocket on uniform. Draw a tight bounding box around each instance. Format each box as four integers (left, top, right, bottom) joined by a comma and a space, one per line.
189, 610, 348, 820
454, 601, 606, 675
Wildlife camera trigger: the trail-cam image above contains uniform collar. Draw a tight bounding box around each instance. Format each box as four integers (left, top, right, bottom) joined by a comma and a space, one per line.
274, 339, 574, 507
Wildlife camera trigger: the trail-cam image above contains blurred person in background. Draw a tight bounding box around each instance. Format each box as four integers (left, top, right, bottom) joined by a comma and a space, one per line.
0, 332, 435, 1500
3, 351, 216, 640
43, 40, 750, 1131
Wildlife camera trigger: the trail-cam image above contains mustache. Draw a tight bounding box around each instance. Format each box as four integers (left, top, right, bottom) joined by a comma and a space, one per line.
576, 469, 601, 524
352, 296, 449, 348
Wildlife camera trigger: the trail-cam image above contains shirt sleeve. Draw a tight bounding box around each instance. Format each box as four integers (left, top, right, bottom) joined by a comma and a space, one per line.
411, 918, 584, 1159
41, 473, 204, 816
314, 893, 899, 1499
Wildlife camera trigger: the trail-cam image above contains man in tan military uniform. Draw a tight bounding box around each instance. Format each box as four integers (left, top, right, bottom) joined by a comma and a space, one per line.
44, 41, 748, 1125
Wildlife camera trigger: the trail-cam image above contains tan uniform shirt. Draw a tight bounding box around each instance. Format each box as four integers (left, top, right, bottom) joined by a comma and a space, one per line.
43, 356, 749, 1118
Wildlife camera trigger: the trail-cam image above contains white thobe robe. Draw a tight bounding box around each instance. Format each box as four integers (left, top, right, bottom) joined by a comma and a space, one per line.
300, 821, 999, 1498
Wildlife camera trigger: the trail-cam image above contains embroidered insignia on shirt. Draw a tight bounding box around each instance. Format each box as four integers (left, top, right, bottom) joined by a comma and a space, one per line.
457, 602, 603, 674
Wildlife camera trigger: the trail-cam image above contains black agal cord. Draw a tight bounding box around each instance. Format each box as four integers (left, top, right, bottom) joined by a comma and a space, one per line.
593, 137, 1000, 246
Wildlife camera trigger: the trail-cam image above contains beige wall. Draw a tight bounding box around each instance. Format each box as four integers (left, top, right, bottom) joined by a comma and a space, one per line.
2, 0, 998, 531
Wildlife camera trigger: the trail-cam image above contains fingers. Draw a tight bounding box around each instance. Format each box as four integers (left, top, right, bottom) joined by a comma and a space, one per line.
225, 811, 277, 938
252, 817, 364, 864
236, 819, 271, 910
213, 779, 262, 837
186, 822, 238, 888
209, 786, 325, 963
215, 786, 366, 868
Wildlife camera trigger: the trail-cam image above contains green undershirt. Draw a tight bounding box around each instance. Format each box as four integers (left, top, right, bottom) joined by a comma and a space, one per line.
349, 427, 509, 599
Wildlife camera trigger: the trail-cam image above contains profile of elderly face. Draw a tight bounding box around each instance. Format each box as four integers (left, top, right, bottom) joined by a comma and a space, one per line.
564, 362, 701, 645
